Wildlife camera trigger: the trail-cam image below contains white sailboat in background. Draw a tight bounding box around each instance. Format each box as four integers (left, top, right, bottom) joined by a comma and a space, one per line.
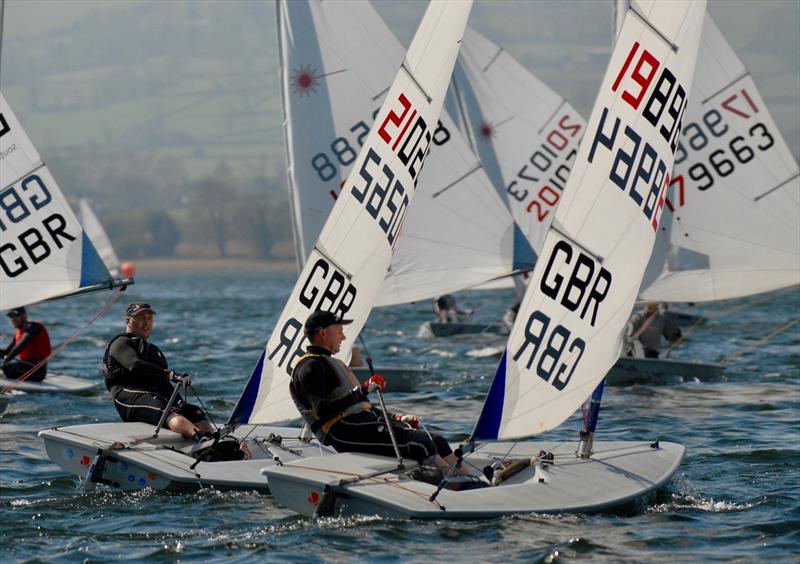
78, 198, 121, 278
639, 13, 800, 302
448, 26, 586, 261
0, 93, 133, 402
40, 0, 472, 490
278, 0, 535, 339
265, 0, 707, 518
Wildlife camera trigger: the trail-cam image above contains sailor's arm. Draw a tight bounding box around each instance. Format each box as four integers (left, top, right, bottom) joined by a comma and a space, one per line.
108, 337, 170, 378
3, 324, 38, 360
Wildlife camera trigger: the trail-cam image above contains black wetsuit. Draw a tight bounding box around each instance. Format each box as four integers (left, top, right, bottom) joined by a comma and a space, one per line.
291, 345, 452, 462
102, 333, 206, 427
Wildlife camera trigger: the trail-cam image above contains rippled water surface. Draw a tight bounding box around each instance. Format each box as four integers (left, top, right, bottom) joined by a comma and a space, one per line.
1, 272, 798, 562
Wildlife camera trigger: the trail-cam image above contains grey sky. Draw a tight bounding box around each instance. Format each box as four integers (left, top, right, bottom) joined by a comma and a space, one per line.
1, 0, 798, 192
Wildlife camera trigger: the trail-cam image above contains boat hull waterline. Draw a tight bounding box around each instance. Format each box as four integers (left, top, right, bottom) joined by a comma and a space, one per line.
263, 440, 685, 519
39, 422, 325, 492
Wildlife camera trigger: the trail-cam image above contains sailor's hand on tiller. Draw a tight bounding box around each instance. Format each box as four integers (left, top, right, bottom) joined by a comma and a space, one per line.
167, 370, 192, 387
394, 413, 419, 429
362, 374, 386, 393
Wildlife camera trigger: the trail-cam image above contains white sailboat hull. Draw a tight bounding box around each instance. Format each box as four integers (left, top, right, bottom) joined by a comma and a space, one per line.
606, 357, 723, 385
263, 440, 685, 519
39, 422, 324, 492
7, 373, 97, 394
426, 322, 508, 337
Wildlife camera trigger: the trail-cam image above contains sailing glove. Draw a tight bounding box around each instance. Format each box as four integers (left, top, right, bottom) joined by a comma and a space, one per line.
394, 413, 419, 429
362, 374, 386, 393
168, 370, 192, 386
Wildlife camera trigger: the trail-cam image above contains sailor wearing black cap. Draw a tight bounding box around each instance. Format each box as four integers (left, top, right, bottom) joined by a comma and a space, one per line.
102, 302, 215, 441
290, 310, 465, 474
1, 306, 51, 382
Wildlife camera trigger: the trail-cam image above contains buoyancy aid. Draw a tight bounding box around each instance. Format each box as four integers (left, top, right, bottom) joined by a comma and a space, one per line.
15, 322, 51, 363
290, 353, 371, 441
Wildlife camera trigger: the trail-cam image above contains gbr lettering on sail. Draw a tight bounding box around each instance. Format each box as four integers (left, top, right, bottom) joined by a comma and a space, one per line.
0, 110, 79, 279
515, 38, 690, 392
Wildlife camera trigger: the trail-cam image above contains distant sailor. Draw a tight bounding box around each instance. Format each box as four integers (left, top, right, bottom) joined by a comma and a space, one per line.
625, 302, 682, 359
102, 302, 215, 441
1, 307, 51, 382
434, 294, 472, 323
291, 310, 467, 475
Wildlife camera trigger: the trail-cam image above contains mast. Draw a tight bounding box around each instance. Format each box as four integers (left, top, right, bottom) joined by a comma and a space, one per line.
275, 0, 305, 273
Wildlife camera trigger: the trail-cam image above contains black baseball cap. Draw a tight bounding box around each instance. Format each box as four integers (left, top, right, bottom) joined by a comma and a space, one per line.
304, 310, 353, 336
125, 302, 156, 317
6, 307, 26, 317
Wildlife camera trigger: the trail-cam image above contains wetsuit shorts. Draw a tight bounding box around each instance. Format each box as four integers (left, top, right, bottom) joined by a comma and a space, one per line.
2, 359, 46, 382
326, 410, 453, 462
111, 387, 207, 427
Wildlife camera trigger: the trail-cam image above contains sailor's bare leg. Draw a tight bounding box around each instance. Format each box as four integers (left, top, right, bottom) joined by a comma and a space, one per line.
166, 415, 214, 440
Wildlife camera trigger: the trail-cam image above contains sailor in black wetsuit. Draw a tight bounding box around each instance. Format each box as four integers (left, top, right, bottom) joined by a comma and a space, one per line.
290, 311, 466, 474
103, 302, 215, 441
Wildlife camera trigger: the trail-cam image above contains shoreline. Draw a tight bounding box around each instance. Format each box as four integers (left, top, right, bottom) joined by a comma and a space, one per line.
129, 257, 296, 274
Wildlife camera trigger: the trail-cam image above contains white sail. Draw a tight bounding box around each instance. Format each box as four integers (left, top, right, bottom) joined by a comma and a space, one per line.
639, 14, 800, 302
447, 27, 587, 257
78, 198, 121, 277
274, 0, 528, 308
230, 0, 472, 425
474, 0, 706, 440
0, 93, 110, 311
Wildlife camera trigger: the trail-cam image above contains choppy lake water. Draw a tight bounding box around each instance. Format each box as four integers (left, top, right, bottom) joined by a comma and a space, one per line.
1, 272, 798, 562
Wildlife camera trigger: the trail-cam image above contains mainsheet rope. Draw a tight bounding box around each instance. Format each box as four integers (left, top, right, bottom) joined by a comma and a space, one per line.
665, 286, 798, 357
2, 288, 126, 395
720, 317, 800, 366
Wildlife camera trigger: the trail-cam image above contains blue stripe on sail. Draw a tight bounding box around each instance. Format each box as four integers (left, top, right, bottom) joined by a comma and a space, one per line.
228, 350, 266, 425
512, 223, 536, 271
79, 232, 111, 287
473, 350, 508, 440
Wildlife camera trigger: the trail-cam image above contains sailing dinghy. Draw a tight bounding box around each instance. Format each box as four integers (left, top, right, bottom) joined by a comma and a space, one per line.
611, 7, 800, 383
0, 93, 131, 399
264, 0, 707, 518
40, 0, 472, 491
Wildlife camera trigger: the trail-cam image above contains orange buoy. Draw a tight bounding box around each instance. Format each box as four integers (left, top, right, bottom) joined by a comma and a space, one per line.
120, 261, 136, 278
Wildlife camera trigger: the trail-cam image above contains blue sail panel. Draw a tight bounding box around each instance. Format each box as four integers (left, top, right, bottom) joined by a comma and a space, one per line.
512, 223, 536, 271
79, 232, 111, 288
228, 350, 266, 425
473, 350, 508, 440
